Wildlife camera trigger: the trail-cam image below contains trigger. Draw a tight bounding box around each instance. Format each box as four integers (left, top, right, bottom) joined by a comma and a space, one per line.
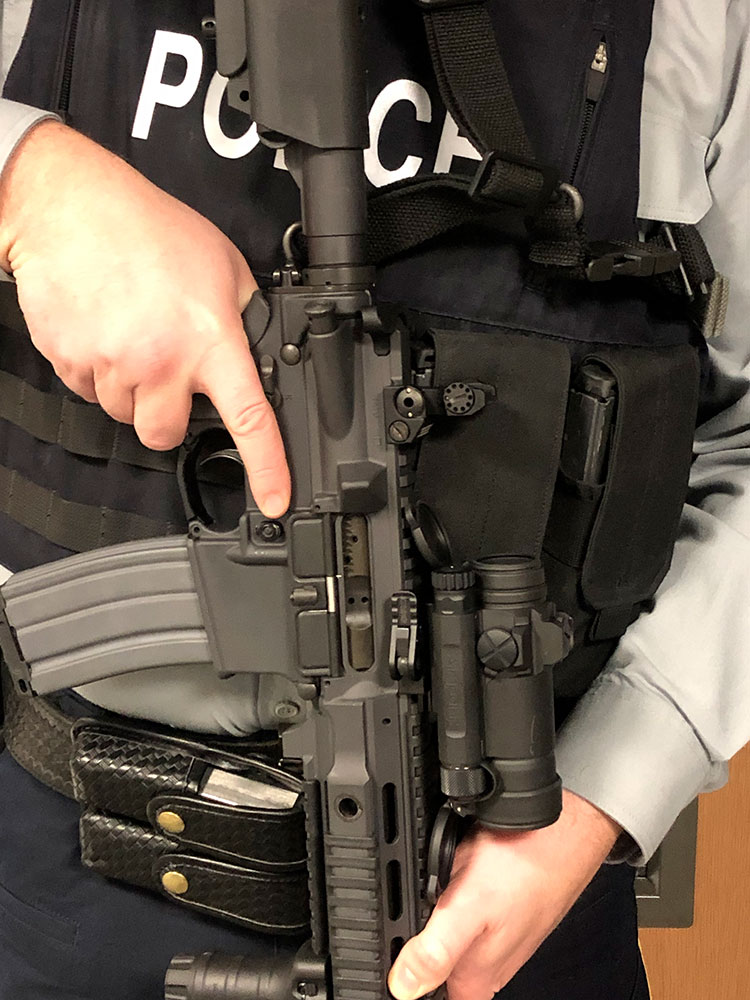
198, 448, 243, 470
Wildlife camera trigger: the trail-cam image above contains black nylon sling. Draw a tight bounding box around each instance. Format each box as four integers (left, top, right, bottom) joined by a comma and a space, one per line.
367, 0, 692, 288
368, 0, 576, 266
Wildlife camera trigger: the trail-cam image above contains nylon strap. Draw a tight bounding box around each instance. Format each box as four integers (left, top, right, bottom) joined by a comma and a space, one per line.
369, 0, 561, 264
0, 369, 178, 473
0, 463, 178, 552
422, 1, 552, 208
368, 0, 700, 291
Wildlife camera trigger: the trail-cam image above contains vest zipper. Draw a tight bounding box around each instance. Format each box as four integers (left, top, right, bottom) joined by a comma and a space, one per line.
570, 39, 609, 182
56, 0, 83, 119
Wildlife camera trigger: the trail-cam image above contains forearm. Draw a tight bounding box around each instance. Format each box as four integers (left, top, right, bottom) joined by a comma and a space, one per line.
0, 111, 68, 271
554, 0, 750, 868
0, 97, 59, 196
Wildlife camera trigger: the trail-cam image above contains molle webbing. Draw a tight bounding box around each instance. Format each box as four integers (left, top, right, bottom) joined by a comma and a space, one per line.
0, 283, 177, 475
0, 463, 178, 551
0, 369, 178, 473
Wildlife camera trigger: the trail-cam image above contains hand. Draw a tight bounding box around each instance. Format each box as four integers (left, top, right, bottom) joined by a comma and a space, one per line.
0, 120, 290, 517
388, 790, 623, 1000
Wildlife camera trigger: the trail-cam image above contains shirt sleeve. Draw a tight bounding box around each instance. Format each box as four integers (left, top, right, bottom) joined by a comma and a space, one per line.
555, 0, 750, 867
0, 98, 60, 181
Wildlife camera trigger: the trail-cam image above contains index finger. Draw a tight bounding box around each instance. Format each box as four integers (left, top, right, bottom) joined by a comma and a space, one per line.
196, 336, 290, 518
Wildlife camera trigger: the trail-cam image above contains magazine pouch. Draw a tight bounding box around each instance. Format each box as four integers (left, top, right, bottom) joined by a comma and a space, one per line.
544, 343, 700, 696
70, 720, 310, 935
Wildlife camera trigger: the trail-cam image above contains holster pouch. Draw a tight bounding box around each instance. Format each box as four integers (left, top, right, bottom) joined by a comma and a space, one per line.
70, 720, 310, 935
411, 324, 701, 703
544, 343, 700, 696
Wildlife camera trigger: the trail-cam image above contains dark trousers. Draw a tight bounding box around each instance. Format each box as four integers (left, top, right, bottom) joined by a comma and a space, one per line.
0, 750, 649, 1000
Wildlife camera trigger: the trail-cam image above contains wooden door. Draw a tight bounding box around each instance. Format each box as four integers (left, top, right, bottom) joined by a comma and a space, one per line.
639, 743, 750, 999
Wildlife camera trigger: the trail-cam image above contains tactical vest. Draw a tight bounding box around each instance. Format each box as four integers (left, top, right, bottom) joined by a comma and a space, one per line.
0, 0, 712, 709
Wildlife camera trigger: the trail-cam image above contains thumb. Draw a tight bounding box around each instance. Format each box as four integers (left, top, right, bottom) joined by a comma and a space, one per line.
388, 904, 482, 1000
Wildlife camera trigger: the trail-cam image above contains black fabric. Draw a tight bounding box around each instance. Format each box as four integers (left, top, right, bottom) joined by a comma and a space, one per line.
0, 367, 178, 473
581, 345, 700, 610
376, 239, 699, 354
425, 5, 536, 167
0, 459, 177, 550
415, 327, 570, 561
541, 343, 700, 696
668, 224, 716, 289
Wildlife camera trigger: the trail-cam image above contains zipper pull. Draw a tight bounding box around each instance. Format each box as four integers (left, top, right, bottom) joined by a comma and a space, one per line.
586, 40, 609, 102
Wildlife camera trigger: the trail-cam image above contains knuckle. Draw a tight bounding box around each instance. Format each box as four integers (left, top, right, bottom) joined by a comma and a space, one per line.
226, 395, 273, 439
133, 348, 177, 387
136, 425, 183, 452
413, 935, 453, 974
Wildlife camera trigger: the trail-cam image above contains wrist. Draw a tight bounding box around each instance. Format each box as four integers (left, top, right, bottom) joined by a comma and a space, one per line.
560, 787, 623, 854
0, 119, 74, 272
472, 789, 622, 874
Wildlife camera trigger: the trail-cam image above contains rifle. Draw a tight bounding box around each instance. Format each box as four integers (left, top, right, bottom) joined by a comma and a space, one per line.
0, 2, 572, 997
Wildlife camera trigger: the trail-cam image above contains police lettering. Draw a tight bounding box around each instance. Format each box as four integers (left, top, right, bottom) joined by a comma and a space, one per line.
132, 30, 479, 181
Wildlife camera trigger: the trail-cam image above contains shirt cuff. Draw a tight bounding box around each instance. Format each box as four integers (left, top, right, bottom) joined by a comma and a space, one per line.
0, 99, 61, 181
554, 667, 724, 867
638, 110, 713, 224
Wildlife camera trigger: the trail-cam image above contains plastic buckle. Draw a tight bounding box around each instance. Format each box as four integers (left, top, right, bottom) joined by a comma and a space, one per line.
660, 223, 728, 338
467, 150, 498, 201
586, 242, 681, 282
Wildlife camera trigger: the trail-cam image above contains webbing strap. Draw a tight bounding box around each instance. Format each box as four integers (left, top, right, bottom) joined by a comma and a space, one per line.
0, 463, 178, 552
369, 0, 561, 264
0, 369, 178, 473
422, 1, 553, 209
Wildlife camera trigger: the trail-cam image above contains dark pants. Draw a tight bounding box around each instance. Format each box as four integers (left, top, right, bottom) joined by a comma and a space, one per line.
0, 750, 649, 1000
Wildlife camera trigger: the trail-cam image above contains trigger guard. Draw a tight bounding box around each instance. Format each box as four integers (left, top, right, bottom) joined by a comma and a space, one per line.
178, 426, 240, 528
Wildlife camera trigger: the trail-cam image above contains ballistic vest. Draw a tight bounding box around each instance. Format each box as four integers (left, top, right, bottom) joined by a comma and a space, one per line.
0, 0, 708, 706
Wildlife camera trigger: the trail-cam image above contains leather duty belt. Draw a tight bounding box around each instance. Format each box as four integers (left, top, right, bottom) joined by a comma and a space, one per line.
1, 670, 311, 936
